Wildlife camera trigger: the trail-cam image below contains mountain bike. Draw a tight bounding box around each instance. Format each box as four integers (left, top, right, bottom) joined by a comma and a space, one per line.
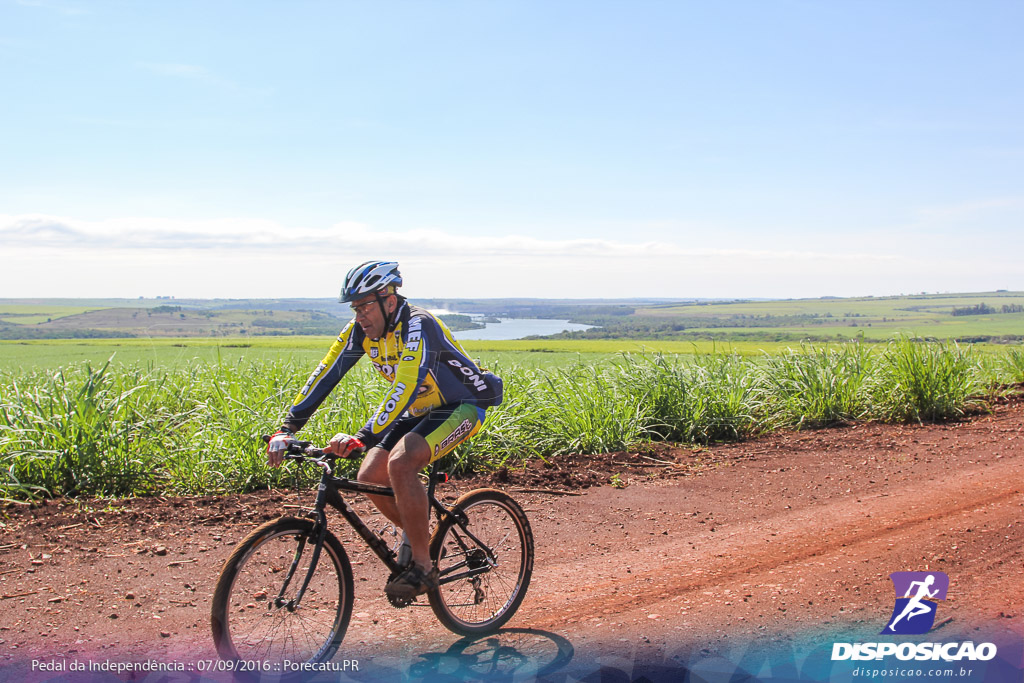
210, 438, 534, 669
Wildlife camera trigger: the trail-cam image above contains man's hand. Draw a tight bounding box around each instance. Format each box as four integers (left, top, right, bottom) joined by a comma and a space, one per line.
266, 430, 297, 468
325, 433, 365, 458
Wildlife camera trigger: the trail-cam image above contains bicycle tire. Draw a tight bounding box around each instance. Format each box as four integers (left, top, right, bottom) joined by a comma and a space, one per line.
211, 516, 354, 667
428, 488, 533, 635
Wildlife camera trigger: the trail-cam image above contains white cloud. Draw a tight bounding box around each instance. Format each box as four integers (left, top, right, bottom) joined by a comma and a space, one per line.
0, 213, 1015, 299
0, 214, 897, 261
1, 214, 298, 249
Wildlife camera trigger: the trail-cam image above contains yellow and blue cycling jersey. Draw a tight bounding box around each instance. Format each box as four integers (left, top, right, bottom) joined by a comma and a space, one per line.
286, 300, 503, 451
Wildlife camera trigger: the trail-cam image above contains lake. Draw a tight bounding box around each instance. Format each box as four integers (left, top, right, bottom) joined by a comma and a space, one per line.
446, 316, 594, 340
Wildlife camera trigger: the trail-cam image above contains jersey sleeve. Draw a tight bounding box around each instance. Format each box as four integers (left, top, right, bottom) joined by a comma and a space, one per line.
285, 320, 364, 431
355, 314, 430, 448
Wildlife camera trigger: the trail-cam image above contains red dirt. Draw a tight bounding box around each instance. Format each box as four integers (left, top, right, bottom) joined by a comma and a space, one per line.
2, 400, 1022, 682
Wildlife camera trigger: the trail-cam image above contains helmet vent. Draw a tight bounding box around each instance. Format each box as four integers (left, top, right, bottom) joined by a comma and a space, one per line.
339, 260, 403, 303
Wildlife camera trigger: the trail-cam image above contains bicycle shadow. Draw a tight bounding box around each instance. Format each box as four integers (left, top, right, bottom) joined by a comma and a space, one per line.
405, 628, 575, 682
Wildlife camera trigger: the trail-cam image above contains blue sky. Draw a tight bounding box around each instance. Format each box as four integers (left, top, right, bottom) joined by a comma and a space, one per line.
2, 0, 1022, 299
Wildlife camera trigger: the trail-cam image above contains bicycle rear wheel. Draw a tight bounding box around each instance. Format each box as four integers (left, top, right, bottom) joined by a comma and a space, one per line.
428, 488, 533, 635
211, 516, 353, 666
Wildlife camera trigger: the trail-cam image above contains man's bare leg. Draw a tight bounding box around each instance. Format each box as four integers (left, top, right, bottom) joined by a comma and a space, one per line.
387, 433, 432, 570
357, 446, 402, 527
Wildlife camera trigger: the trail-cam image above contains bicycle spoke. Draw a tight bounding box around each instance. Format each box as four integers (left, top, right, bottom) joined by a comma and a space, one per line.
429, 490, 533, 635
212, 518, 353, 667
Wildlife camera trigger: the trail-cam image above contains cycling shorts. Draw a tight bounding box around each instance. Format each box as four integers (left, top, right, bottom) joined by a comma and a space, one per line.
375, 403, 486, 463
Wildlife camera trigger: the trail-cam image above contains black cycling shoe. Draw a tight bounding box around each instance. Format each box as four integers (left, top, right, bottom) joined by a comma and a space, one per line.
385, 564, 439, 600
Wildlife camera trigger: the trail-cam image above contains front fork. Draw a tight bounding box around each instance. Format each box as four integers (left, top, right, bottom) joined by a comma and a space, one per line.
275, 474, 332, 611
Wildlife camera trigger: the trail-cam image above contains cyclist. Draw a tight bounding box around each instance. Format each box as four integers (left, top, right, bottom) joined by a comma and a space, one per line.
266, 260, 503, 600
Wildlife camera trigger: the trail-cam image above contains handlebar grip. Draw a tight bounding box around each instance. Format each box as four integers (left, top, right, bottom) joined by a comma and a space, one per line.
261, 435, 326, 459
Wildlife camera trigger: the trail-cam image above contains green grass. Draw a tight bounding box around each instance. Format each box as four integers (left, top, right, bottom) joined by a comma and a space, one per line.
1, 338, 1021, 501
0, 338, 335, 371
1000, 346, 1024, 384
0, 337, 806, 372
755, 343, 872, 429
870, 338, 988, 422
612, 352, 757, 443
464, 338, 800, 356
2, 361, 176, 498
677, 316, 1024, 342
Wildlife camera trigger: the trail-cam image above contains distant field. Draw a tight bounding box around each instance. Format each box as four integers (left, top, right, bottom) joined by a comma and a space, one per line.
0, 337, 726, 371
626, 291, 1024, 341
0, 338, 330, 370
2, 292, 1023, 343
1, 335, 1016, 373
462, 338, 792, 355
0, 304, 112, 325
676, 316, 1024, 341
0, 298, 484, 338
644, 291, 1024, 317
0, 306, 338, 337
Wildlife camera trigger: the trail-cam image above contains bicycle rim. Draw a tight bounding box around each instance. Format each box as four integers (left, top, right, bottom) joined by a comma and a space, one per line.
212, 518, 353, 665
429, 489, 533, 634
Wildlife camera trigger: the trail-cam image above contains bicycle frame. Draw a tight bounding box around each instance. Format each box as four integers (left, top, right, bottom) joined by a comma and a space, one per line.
281, 456, 495, 610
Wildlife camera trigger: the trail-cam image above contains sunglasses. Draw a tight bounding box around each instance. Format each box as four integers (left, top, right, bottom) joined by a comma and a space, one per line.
350, 299, 378, 316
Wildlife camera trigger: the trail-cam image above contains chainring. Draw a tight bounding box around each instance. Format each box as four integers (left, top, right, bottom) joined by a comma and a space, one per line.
385, 569, 415, 608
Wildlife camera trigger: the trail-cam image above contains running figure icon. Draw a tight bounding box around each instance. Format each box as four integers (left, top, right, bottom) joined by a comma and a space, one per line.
882, 571, 949, 635
886, 575, 938, 631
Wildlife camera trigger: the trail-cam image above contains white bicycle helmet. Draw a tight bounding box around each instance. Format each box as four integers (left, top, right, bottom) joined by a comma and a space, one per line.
340, 261, 403, 303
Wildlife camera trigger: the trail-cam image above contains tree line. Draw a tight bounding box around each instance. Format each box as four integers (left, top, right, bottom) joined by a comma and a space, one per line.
951, 303, 1024, 316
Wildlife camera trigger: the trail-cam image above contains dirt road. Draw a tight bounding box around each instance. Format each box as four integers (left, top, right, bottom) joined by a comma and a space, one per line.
2, 400, 1022, 682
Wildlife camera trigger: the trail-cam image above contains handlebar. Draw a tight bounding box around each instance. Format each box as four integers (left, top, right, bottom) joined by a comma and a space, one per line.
261, 434, 366, 461
262, 434, 326, 459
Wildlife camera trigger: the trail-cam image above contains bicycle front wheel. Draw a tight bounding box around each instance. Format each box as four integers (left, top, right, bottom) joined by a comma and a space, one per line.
428, 488, 533, 635
211, 516, 354, 666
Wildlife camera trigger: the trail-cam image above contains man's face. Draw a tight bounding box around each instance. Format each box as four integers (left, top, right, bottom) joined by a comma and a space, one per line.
350, 291, 394, 340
